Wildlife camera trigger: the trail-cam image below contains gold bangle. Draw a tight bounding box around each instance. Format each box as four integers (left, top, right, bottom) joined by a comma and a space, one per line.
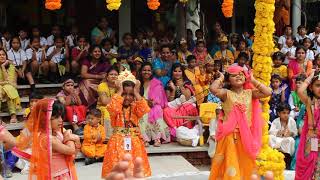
255, 82, 262, 89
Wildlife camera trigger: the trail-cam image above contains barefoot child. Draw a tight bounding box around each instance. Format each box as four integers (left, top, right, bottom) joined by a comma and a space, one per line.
57, 79, 86, 135
82, 109, 107, 165
29, 99, 80, 179
209, 66, 271, 179
269, 103, 297, 168
101, 70, 151, 178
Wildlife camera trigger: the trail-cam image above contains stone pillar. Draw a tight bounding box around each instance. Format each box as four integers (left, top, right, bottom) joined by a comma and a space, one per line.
119, 0, 131, 46
292, 0, 301, 35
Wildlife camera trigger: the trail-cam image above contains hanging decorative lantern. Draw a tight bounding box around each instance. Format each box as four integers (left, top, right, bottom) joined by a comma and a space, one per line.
221, 0, 233, 18
106, 0, 122, 11
147, 0, 160, 10
45, 0, 62, 10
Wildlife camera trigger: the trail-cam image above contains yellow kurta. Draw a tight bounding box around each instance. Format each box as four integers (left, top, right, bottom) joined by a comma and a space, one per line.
213, 50, 235, 70
97, 82, 116, 123
81, 124, 107, 158
185, 67, 207, 104
0, 64, 21, 114
177, 51, 192, 65
209, 90, 256, 180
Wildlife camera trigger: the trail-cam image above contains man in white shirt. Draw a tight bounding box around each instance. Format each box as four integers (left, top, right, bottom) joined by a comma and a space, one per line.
278, 25, 293, 49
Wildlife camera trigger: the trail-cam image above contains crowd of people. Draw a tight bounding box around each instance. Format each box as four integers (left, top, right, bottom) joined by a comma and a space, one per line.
0, 16, 319, 179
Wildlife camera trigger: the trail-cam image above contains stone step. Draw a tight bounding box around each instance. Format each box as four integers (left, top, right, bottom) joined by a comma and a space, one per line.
20, 95, 56, 103
0, 108, 26, 118
17, 83, 77, 97
17, 83, 65, 90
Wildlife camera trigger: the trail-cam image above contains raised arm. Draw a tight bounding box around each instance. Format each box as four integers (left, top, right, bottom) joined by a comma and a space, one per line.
297, 70, 315, 105
251, 74, 272, 99
209, 72, 227, 101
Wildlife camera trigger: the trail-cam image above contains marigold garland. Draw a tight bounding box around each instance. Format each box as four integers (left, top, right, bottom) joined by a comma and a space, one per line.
252, 0, 285, 179
147, 0, 160, 10
45, 0, 61, 10
221, 0, 233, 18
106, 0, 122, 11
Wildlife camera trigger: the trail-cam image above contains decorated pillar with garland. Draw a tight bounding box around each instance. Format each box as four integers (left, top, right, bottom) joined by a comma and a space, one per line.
252, 0, 286, 179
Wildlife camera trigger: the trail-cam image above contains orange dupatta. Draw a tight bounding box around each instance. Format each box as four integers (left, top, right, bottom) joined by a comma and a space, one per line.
28, 99, 78, 180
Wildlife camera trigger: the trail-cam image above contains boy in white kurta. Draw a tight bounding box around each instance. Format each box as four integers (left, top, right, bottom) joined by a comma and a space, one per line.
269, 103, 298, 155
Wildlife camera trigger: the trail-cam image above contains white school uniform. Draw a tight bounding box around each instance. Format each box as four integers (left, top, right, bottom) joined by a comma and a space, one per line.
280, 46, 296, 64
269, 117, 297, 155
20, 38, 30, 51
278, 35, 287, 48
26, 48, 45, 63
1, 37, 10, 51
46, 35, 54, 47
308, 32, 320, 41
39, 37, 48, 47
66, 34, 77, 47
46, 46, 66, 63
7, 48, 27, 66
295, 35, 309, 43
306, 49, 315, 61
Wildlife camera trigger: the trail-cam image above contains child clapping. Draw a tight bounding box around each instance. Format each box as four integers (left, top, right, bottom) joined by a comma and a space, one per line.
81, 109, 107, 165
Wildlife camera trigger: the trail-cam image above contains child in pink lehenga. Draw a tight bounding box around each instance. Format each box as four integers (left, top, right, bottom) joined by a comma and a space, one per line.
295, 69, 320, 180
28, 99, 80, 180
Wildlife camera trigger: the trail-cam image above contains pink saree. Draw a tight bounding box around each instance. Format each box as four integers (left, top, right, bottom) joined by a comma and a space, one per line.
147, 78, 168, 123
295, 107, 320, 180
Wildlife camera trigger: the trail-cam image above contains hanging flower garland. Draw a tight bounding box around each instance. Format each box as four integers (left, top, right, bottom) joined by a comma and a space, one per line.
252, 0, 286, 179
106, 0, 122, 11
147, 0, 160, 10
221, 0, 233, 18
45, 0, 62, 10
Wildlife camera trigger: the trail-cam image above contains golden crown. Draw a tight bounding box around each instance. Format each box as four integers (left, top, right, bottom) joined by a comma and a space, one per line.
117, 69, 136, 83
